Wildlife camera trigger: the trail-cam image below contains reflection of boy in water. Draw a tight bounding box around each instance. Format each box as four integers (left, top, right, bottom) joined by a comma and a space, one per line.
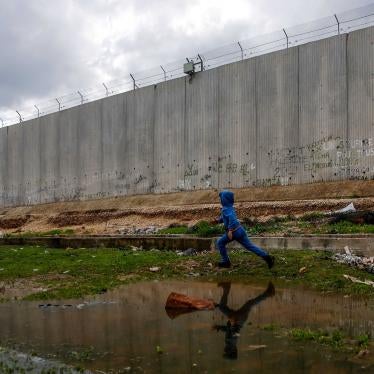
213, 282, 275, 359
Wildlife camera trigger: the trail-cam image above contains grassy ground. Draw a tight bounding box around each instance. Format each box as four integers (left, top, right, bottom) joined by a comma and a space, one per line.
158, 218, 374, 236
0, 245, 373, 301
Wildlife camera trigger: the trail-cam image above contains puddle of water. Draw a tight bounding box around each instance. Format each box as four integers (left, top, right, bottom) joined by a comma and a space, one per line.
0, 280, 373, 373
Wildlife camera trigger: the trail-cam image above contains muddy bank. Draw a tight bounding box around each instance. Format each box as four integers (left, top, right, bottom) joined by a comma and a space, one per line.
0, 196, 373, 236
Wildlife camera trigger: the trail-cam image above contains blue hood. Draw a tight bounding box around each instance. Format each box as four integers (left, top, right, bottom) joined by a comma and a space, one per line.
219, 190, 234, 207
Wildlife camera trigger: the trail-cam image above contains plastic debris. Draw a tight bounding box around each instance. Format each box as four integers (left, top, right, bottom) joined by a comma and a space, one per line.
333, 203, 356, 214
149, 267, 160, 272
343, 274, 374, 287
246, 345, 267, 351
183, 248, 198, 256
333, 252, 374, 274
156, 345, 163, 354
299, 267, 307, 274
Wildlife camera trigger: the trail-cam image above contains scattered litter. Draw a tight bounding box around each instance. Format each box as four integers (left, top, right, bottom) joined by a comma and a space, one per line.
33, 269, 39, 272
182, 248, 197, 256
44, 250, 49, 254
156, 345, 163, 354
39, 303, 73, 309
299, 267, 307, 274
333, 252, 374, 274
207, 262, 213, 268
343, 274, 374, 287
39, 301, 117, 310
355, 349, 370, 358
149, 267, 160, 272
62, 270, 70, 274
189, 272, 200, 277
344, 246, 351, 255
246, 345, 267, 351
333, 203, 356, 214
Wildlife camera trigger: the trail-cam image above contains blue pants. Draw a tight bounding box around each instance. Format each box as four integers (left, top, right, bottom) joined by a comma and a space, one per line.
217, 226, 268, 262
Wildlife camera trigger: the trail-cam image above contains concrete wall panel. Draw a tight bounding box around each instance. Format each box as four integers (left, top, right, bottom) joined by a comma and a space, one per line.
185, 69, 219, 191
6, 125, 24, 206
299, 35, 348, 184
39, 112, 60, 204
23, 120, 41, 205
125, 86, 155, 195
0, 128, 8, 206
347, 27, 374, 181
154, 78, 186, 193
256, 48, 299, 187
77, 101, 103, 200
58, 108, 80, 202
101, 94, 127, 198
217, 59, 257, 189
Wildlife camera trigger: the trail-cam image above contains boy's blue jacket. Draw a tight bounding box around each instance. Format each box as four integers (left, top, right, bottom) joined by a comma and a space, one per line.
218, 190, 241, 230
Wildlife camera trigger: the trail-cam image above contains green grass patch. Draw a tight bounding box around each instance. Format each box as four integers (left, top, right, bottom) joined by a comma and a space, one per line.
262, 326, 372, 352
315, 221, 374, 234
289, 328, 344, 348
159, 221, 224, 237
300, 212, 326, 222
0, 246, 373, 300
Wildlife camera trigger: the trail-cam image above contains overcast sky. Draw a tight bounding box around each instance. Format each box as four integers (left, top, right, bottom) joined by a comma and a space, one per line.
0, 0, 373, 120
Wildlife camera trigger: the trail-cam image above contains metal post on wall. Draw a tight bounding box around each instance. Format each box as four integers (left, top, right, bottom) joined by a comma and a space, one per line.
160, 65, 167, 81
197, 54, 204, 71
16, 110, 23, 123
238, 41, 244, 60
56, 98, 61, 111
334, 14, 340, 34
130, 74, 138, 90
77, 91, 84, 105
283, 28, 289, 48
102, 83, 109, 97
34, 105, 40, 118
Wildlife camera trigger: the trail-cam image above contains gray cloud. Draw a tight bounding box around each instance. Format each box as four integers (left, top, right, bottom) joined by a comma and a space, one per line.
0, 0, 373, 116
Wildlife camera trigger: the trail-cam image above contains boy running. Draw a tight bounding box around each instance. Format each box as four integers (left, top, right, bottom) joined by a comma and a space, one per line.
216, 190, 274, 269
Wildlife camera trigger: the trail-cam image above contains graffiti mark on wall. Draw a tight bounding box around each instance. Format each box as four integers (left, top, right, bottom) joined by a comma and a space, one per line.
267, 136, 374, 184
184, 164, 198, 177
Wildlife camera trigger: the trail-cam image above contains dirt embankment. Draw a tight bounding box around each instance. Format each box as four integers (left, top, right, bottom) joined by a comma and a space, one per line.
0, 195, 373, 236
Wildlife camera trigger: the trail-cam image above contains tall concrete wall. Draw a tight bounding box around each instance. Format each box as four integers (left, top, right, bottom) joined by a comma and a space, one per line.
0, 27, 373, 207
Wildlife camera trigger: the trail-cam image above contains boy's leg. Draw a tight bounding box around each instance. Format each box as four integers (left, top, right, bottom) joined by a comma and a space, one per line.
217, 233, 231, 263
235, 228, 275, 268
235, 228, 268, 258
